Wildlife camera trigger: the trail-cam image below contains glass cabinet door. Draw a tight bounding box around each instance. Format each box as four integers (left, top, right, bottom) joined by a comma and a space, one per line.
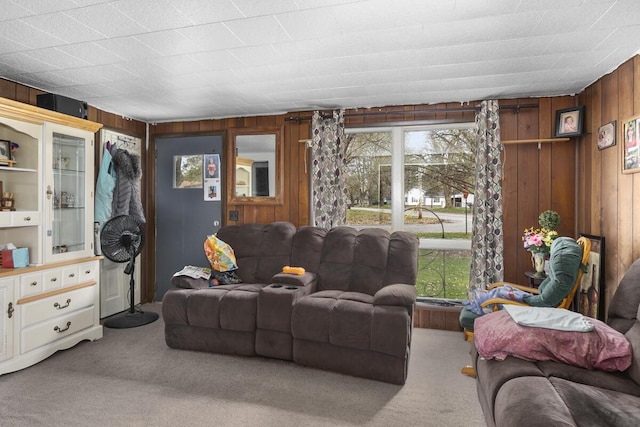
47, 129, 92, 262
52, 132, 86, 256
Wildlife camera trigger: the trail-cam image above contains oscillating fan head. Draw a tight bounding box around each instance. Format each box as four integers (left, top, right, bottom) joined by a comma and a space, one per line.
100, 215, 145, 263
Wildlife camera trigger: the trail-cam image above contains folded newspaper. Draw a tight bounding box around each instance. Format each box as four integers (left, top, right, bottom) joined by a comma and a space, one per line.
173, 265, 211, 280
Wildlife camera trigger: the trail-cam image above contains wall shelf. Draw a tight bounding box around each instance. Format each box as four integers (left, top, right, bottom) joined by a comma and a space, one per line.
502, 137, 570, 144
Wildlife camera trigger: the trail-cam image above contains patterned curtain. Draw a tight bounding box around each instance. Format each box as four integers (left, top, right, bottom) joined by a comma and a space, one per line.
311, 109, 347, 228
469, 100, 504, 290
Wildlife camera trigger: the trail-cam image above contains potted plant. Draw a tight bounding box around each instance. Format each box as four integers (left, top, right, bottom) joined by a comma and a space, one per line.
522, 211, 561, 278
538, 210, 560, 231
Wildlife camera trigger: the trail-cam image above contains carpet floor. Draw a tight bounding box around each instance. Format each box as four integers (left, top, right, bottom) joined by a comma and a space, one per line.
0, 303, 485, 426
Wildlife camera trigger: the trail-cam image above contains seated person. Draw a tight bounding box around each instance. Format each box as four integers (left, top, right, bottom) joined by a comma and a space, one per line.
459, 237, 583, 332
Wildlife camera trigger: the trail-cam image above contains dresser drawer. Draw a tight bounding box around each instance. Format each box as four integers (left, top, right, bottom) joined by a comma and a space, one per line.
43, 269, 63, 292
19, 272, 43, 298
62, 265, 80, 286
78, 261, 97, 282
21, 306, 95, 354
11, 211, 40, 226
0, 212, 11, 226
20, 285, 96, 328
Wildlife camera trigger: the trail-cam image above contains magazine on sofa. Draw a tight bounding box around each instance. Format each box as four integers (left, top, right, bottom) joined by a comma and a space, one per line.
173, 265, 211, 280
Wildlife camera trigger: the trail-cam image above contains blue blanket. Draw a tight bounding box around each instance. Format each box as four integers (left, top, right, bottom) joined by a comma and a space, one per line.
463, 285, 532, 315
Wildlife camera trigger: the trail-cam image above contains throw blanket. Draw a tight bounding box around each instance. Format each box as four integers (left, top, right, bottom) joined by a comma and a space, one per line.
462, 285, 531, 315
504, 305, 594, 332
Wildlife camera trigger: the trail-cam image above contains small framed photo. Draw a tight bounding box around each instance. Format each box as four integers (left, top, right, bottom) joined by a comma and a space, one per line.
597, 121, 616, 150
622, 115, 640, 174
0, 139, 11, 161
574, 233, 605, 320
554, 106, 585, 137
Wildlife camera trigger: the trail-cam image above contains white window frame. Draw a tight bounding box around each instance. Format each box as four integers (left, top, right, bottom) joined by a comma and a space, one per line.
346, 122, 474, 231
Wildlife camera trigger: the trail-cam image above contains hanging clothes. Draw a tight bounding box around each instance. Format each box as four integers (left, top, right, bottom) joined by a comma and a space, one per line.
111, 148, 145, 224
94, 143, 117, 228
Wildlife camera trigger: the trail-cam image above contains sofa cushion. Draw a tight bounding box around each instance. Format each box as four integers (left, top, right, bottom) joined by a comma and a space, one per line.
350, 228, 390, 295
550, 377, 640, 427
609, 259, 640, 333
216, 222, 296, 283
317, 227, 357, 292
315, 227, 417, 296
384, 231, 419, 289
475, 309, 632, 371
625, 321, 640, 386
291, 290, 410, 358
290, 226, 327, 273
536, 361, 640, 397
374, 283, 418, 306
182, 284, 266, 332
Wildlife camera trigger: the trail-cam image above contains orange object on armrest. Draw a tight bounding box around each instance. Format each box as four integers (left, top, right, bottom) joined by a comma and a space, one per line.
283, 266, 305, 275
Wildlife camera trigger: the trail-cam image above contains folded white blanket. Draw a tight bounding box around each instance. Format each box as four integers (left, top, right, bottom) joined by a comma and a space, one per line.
504, 305, 594, 332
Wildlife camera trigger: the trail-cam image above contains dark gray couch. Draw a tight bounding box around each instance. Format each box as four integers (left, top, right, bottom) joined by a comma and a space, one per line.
472, 258, 640, 426
162, 222, 419, 384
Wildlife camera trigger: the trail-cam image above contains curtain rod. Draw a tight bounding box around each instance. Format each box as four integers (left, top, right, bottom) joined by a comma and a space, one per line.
284, 103, 538, 123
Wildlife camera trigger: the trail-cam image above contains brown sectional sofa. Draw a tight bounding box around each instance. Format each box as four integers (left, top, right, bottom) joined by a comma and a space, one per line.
162, 222, 419, 384
472, 259, 640, 426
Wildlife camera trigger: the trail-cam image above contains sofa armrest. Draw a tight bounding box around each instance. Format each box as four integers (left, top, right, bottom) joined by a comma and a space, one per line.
170, 275, 210, 289
374, 284, 418, 306
271, 272, 317, 289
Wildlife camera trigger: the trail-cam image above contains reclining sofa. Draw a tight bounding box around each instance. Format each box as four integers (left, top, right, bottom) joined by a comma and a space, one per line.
162, 222, 419, 384
471, 258, 640, 426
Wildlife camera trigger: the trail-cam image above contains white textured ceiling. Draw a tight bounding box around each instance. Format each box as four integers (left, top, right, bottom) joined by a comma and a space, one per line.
0, 0, 639, 122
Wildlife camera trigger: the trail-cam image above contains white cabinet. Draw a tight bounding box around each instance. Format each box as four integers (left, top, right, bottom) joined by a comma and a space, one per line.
44, 123, 95, 263
236, 157, 252, 196
0, 97, 103, 375
0, 277, 15, 364
0, 115, 42, 265
0, 258, 102, 375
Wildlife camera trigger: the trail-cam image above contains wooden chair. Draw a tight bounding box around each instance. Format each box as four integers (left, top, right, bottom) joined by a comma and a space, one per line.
460, 236, 591, 378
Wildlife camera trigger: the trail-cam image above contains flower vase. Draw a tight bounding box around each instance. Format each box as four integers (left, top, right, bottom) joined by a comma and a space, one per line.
532, 252, 546, 278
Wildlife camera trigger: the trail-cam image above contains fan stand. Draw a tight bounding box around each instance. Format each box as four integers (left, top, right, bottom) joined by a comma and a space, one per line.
103, 246, 159, 329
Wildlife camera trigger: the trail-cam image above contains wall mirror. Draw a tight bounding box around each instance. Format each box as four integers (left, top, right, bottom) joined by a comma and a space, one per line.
227, 126, 284, 205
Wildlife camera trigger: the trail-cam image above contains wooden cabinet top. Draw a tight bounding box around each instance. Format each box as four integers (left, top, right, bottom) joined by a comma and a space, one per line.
0, 97, 102, 133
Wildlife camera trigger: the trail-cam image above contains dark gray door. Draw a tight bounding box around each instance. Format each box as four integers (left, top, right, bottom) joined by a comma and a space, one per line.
155, 135, 223, 300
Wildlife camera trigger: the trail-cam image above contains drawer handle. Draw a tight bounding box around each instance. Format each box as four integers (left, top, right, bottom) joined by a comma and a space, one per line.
51, 277, 57, 282
54, 299, 71, 310
85, 270, 91, 274
24, 216, 31, 221
54, 321, 71, 333
30, 281, 38, 287
68, 273, 75, 278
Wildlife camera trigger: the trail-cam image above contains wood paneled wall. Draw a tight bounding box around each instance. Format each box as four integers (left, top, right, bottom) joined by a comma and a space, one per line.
576, 55, 640, 316
499, 97, 579, 286
10, 50, 640, 312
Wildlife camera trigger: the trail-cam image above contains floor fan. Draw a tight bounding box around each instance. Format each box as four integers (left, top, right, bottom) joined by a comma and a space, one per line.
100, 214, 159, 328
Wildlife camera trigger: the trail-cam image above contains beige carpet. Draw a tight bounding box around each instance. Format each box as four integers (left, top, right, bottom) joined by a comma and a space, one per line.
0, 303, 485, 426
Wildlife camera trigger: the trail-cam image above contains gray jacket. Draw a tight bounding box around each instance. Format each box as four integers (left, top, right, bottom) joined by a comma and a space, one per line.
111, 148, 145, 224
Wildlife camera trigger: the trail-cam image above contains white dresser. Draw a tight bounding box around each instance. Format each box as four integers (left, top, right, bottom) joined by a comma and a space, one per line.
0, 257, 102, 375
0, 97, 103, 375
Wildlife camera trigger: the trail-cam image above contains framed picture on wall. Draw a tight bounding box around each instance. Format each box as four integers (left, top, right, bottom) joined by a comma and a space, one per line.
0, 139, 11, 161
597, 120, 616, 150
574, 233, 605, 320
622, 115, 640, 173
554, 106, 584, 137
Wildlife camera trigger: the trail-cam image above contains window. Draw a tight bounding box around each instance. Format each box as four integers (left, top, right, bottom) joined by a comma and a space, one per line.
174, 155, 203, 189
345, 124, 475, 301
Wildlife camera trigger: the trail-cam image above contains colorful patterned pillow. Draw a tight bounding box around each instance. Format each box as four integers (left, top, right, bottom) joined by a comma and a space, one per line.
474, 310, 632, 372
